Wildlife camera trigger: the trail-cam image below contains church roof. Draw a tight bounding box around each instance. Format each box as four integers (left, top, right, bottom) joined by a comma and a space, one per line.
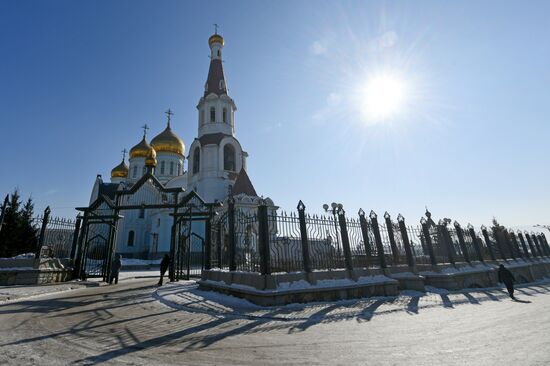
98, 182, 119, 200
204, 59, 227, 97
232, 168, 257, 197
198, 133, 230, 146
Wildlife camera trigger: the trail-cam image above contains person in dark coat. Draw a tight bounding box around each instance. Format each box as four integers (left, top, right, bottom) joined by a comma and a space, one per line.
110, 254, 122, 285
498, 264, 516, 299
158, 254, 171, 286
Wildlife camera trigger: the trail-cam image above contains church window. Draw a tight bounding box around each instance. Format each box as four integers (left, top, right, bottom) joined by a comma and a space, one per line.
170, 162, 174, 175
223, 108, 227, 123
160, 161, 165, 174
142, 166, 146, 175
193, 148, 200, 174
127, 231, 135, 247
157, 218, 161, 227
210, 107, 216, 122
133, 166, 137, 178
177, 163, 181, 175
217, 50, 220, 57
139, 205, 145, 219
201, 109, 205, 125
224, 144, 236, 171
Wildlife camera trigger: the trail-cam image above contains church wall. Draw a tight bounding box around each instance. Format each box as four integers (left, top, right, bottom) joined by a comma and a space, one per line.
155, 152, 184, 184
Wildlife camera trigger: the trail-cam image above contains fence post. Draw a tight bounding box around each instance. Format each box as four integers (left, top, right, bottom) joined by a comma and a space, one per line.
522, 232, 537, 258
438, 220, 455, 265
70, 216, 82, 260
217, 222, 222, 268
358, 209, 373, 267
420, 217, 437, 266
507, 230, 523, 259
531, 232, 546, 257
0, 194, 8, 235
454, 222, 471, 264
227, 196, 236, 272
541, 234, 550, 256
397, 214, 415, 268
337, 210, 354, 271
384, 212, 400, 265
297, 201, 312, 273
257, 201, 271, 275
481, 226, 497, 261
204, 207, 212, 271
527, 233, 541, 257
515, 231, 530, 259
467, 224, 484, 262
35, 206, 51, 259
370, 211, 387, 269
169, 192, 179, 282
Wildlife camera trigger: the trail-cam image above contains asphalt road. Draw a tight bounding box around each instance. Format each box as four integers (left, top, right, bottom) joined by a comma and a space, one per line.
1, 278, 549, 365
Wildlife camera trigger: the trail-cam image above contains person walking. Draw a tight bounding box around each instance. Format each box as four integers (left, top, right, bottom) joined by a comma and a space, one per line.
158, 254, 171, 286
110, 254, 122, 285
498, 264, 516, 299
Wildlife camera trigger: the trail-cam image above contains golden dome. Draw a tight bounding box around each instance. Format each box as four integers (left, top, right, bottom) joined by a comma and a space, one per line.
145, 148, 157, 167
150, 124, 185, 155
208, 34, 224, 47
111, 160, 128, 178
130, 137, 155, 159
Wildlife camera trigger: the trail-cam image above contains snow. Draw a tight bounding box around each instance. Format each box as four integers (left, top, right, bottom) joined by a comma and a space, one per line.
0, 253, 34, 260
0, 267, 34, 271
121, 258, 161, 266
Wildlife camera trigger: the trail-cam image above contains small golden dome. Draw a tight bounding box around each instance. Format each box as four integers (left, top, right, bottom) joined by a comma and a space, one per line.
208, 34, 224, 47
145, 148, 157, 167
150, 124, 185, 155
130, 137, 155, 159
111, 160, 128, 178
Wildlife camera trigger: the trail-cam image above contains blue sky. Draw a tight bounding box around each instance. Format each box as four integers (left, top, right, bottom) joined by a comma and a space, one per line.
1, 0, 549, 227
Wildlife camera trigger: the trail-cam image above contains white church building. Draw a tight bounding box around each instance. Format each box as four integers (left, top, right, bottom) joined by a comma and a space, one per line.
88, 32, 271, 258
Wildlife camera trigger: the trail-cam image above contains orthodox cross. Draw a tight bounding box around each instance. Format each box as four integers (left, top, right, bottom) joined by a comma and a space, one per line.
121, 148, 128, 161
141, 124, 149, 138
165, 109, 174, 126
213, 23, 219, 34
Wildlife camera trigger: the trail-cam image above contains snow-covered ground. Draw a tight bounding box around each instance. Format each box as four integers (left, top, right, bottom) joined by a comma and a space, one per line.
1, 277, 550, 365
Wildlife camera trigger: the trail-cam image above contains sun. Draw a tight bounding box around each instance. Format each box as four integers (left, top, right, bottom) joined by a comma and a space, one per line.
361, 73, 407, 122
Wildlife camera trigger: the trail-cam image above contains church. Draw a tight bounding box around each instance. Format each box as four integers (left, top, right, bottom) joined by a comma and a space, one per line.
88, 32, 269, 258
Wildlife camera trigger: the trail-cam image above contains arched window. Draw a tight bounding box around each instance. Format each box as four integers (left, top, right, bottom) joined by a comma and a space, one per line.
223, 108, 227, 123
217, 50, 220, 57
133, 166, 137, 178
142, 166, 146, 175
160, 161, 165, 174
210, 107, 216, 122
224, 144, 236, 171
200, 109, 205, 124
177, 163, 181, 175
193, 148, 200, 174
170, 162, 174, 175
127, 231, 135, 247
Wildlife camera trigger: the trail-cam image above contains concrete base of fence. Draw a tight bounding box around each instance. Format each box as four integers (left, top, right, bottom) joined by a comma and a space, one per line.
418, 259, 550, 291
199, 269, 399, 306
0, 258, 74, 286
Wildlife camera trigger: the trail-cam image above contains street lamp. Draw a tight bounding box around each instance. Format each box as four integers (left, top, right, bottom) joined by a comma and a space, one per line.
323, 202, 343, 257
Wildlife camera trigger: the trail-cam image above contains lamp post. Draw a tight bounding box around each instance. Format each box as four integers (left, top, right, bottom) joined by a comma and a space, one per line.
323, 202, 343, 257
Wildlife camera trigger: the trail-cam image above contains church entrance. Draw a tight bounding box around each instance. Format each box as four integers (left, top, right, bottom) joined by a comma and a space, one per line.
75, 174, 216, 282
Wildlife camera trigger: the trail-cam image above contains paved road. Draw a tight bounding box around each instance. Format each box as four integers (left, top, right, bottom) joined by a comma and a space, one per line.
1, 279, 549, 365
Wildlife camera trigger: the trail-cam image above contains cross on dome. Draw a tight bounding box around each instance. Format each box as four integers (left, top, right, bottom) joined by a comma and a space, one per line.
165, 109, 174, 127
121, 148, 128, 161
141, 124, 150, 138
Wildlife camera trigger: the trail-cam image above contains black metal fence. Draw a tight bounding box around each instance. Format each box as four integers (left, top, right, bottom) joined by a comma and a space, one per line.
205, 200, 550, 275
32, 207, 81, 259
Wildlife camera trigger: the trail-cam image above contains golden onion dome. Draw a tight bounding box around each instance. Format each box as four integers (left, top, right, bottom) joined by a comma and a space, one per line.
145, 148, 157, 167
111, 160, 128, 178
208, 34, 224, 47
150, 124, 185, 155
130, 136, 154, 159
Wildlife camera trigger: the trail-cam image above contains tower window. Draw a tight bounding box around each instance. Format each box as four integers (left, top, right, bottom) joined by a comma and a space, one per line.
224, 144, 236, 171
170, 162, 174, 175
210, 107, 216, 122
223, 108, 227, 123
177, 163, 181, 175
133, 166, 137, 178
160, 161, 165, 174
201, 109, 205, 125
217, 50, 220, 57
193, 148, 200, 174
127, 231, 135, 247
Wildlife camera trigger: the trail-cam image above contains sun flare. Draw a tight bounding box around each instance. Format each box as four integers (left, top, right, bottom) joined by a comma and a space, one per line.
361, 73, 407, 122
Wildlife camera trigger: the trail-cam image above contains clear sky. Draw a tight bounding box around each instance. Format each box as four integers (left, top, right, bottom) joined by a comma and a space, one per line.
1, 0, 549, 227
